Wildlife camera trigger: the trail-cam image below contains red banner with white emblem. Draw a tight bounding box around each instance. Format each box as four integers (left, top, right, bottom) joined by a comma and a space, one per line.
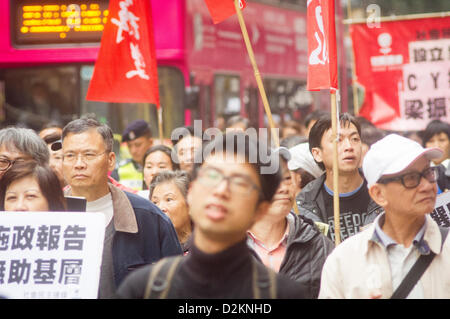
204, 0, 247, 24
306, 0, 338, 91
86, 0, 160, 107
350, 16, 450, 130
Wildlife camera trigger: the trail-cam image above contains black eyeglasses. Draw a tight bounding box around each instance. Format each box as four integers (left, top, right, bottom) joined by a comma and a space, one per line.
197, 166, 262, 196
0, 157, 29, 172
378, 166, 439, 189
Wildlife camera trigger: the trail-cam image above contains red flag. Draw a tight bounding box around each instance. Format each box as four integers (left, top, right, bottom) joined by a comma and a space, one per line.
204, 0, 247, 24
307, 0, 338, 91
86, 0, 160, 107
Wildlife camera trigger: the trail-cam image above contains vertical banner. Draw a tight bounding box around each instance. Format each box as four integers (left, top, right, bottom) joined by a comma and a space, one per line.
204, 0, 247, 24
350, 16, 450, 130
0, 212, 105, 299
86, 0, 160, 106
307, 0, 338, 91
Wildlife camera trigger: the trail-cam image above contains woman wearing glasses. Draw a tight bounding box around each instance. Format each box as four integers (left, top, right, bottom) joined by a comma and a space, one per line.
0, 161, 67, 212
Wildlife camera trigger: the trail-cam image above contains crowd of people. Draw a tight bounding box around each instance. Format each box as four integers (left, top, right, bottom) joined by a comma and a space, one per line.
0, 110, 449, 299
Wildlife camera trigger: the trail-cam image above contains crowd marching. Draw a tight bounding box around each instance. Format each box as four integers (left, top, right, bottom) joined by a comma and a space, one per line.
0, 111, 449, 299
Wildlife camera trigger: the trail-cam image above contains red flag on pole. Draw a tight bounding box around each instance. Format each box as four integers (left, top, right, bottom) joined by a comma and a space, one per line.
204, 0, 247, 24
307, 0, 338, 91
86, 0, 160, 107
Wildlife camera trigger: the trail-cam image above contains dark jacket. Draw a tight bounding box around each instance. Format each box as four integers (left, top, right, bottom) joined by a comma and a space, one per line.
279, 213, 334, 299
296, 173, 382, 227
65, 183, 183, 288
116, 240, 308, 299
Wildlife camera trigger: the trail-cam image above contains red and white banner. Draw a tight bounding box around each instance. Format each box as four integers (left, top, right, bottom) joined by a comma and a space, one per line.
204, 0, 247, 24
350, 16, 450, 131
86, 0, 160, 106
306, 0, 338, 91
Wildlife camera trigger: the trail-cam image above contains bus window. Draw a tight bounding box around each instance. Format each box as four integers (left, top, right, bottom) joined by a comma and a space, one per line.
263, 78, 311, 123
214, 75, 241, 122
1, 66, 79, 131
80, 65, 185, 138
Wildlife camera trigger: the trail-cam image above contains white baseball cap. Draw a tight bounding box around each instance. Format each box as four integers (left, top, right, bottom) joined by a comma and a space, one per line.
287, 142, 324, 178
362, 134, 443, 187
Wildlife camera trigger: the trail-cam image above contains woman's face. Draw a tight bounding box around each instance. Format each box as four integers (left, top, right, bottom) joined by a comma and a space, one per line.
4, 175, 49, 211
151, 181, 190, 232
143, 151, 173, 187
425, 132, 450, 165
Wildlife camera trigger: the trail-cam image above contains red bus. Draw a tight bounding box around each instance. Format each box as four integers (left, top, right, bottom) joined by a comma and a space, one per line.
0, 0, 314, 139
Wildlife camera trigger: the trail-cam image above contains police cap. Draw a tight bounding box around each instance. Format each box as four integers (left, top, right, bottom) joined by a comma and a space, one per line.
122, 120, 151, 142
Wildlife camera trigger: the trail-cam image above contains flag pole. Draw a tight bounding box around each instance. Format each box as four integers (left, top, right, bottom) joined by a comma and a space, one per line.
346, 0, 359, 115
158, 107, 164, 144
233, 0, 279, 148
331, 91, 340, 246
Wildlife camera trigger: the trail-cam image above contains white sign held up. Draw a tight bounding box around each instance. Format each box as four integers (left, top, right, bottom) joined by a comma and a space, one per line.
0, 212, 105, 299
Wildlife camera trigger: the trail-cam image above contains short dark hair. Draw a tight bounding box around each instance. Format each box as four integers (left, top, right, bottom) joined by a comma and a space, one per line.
422, 119, 450, 146
0, 161, 66, 211
192, 131, 282, 202
143, 144, 180, 171
308, 112, 361, 170
304, 110, 329, 128
62, 116, 114, 152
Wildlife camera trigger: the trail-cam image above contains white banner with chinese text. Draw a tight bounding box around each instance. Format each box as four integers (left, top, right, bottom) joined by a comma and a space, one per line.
0, 212, 105, 299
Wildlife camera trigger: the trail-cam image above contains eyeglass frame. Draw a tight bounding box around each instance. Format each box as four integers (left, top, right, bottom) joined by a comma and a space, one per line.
377, 166, 439, 189
196, 166, 263, 197
62, 150, 110, 163
0, 157, 27, 172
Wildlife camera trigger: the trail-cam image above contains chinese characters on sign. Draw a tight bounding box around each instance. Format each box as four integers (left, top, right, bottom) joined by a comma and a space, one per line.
110, 0, 149, 80
399, 38, 450, 128
430, 191, 450, 228
0, 212, 104, 299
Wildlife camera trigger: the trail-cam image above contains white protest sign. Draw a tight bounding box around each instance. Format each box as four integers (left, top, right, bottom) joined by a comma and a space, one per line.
0, 211, 105, 299
397, 38, 450, 131
430, 191, 450, 228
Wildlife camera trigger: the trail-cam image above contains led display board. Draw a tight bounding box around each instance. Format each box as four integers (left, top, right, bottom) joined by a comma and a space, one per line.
11, 1, 110, 46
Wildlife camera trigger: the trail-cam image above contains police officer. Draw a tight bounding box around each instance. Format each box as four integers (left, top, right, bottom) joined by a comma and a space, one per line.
111, 120, 153, 191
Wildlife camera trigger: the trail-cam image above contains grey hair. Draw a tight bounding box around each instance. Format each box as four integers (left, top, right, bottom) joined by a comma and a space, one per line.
149, 170, 191, 200
0, 127, 49, 165
62, 116, 114, 152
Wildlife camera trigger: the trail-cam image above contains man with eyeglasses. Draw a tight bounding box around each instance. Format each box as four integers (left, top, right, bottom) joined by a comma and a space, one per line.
61, 116, 182, 299
0, 127, 49, 179
117, 132, 308, 299
319, 134, 450, 299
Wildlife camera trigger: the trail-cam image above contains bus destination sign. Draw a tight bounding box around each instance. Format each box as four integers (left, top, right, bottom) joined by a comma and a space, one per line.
11, 1, 110, 46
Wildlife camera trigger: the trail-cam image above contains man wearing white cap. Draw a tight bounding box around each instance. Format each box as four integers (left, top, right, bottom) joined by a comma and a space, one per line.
319, 134, 450, 299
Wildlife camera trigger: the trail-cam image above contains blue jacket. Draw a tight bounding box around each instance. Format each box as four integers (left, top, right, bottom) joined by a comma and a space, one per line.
66, 183, 182, 288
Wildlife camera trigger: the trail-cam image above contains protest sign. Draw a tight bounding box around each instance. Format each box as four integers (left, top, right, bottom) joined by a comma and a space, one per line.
349, 16, 450, 130
430, 191, 450, 228
0, 212, 105, 299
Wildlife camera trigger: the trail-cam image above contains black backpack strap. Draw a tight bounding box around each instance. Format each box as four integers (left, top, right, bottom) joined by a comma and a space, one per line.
143, 256, 183, 299
391, 226, 449, 299
252, 259, 277, 299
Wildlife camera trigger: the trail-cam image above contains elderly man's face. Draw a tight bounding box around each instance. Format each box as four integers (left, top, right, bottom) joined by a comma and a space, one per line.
376, 156, 437, 217
62, 129, 115, 201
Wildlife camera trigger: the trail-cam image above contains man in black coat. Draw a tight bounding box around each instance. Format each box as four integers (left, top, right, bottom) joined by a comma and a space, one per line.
116, 132, 308, 299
